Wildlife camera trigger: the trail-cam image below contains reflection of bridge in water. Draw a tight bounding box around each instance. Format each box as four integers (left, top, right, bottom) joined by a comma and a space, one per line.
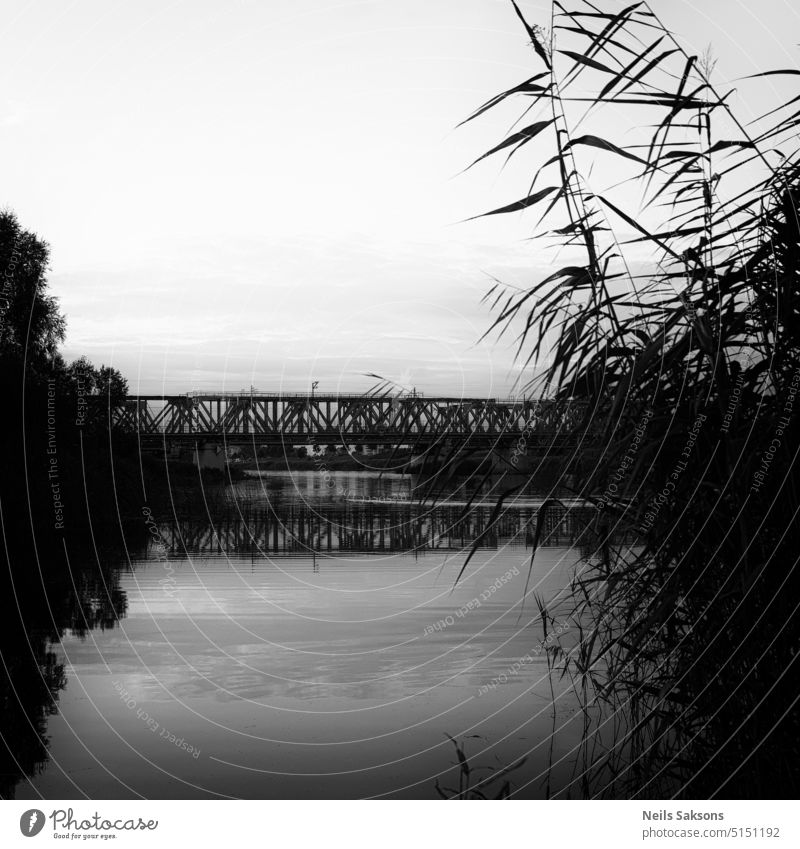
110, 393, 590, 451
154, 502, 596, 557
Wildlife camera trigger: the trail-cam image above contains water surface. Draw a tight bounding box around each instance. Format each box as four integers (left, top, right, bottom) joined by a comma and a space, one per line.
13, 471, 587, 799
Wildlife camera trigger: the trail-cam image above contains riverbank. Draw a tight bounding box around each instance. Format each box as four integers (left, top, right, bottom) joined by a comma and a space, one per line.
238, 450, 416, 472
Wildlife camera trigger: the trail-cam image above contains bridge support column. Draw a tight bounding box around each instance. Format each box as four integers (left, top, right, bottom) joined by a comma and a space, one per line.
193, 442, 227, 470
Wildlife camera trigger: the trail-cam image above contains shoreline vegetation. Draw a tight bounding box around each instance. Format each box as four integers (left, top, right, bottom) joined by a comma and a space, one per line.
449, 0, 800, 799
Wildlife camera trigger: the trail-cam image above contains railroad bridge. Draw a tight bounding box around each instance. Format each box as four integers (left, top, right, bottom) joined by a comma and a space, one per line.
108, 392, 589, 453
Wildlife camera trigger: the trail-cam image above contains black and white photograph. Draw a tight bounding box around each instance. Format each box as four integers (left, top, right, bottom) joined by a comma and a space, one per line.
1, 0, 798, 842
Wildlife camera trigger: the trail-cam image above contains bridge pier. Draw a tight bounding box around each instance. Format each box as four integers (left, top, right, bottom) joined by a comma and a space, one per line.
193, 442, 226, 470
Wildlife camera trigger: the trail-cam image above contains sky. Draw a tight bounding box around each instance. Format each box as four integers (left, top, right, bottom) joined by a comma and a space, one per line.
1, 0, 798, 396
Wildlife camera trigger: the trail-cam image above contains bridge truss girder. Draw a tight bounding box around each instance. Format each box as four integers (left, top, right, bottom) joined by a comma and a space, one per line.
106, 393, 590, 450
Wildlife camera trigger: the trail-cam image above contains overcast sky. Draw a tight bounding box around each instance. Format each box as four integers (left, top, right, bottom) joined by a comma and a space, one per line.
2, 0, 797, 395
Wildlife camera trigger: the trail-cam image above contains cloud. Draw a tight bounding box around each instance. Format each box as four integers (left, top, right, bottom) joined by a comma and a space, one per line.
53, 230, 556, 395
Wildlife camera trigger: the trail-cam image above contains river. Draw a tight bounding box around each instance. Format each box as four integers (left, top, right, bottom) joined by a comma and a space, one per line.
9, 471, 591, 799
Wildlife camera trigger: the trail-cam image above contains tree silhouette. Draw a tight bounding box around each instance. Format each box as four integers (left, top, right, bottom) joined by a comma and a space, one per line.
0, 211, 65, 371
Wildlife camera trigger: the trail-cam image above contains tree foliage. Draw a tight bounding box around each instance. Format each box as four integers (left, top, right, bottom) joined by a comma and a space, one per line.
0, 210, 65, 369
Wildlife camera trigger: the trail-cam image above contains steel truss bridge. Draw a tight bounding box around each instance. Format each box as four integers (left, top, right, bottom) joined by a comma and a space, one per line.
108, 393, 589, 450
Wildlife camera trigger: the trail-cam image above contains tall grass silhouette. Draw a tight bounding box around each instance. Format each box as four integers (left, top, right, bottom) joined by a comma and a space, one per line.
457, 0, 800, 798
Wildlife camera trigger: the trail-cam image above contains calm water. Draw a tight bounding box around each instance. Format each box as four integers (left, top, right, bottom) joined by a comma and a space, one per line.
12, 472, 589, 799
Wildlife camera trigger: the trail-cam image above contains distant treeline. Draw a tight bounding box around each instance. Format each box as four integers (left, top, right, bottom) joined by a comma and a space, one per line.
0, 210, 172, 558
